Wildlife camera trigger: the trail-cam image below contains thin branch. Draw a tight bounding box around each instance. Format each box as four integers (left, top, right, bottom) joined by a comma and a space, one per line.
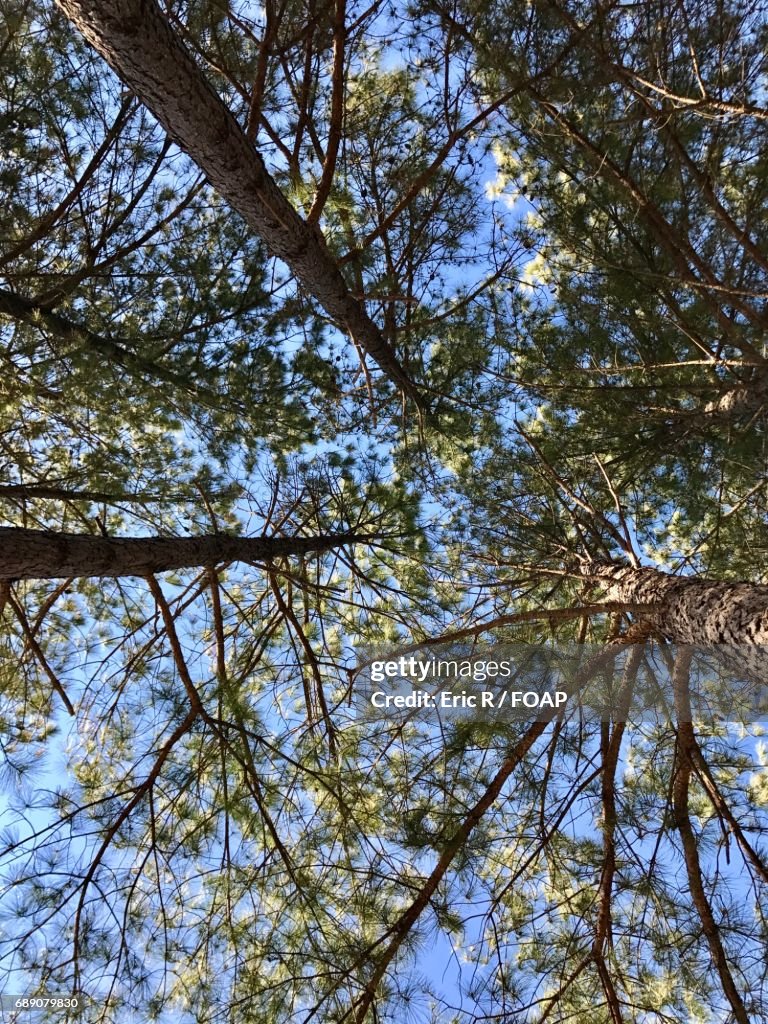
671, 648, 750, 1024
6, 589, 76, 715
593, 455, 640, 566
307, 0, 346, 225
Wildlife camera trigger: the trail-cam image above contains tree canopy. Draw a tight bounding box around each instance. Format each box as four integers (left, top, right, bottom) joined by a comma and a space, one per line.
1, 0, 767, 1021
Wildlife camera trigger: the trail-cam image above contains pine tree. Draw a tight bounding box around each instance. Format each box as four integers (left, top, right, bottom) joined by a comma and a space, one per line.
1, 1, 766, 1021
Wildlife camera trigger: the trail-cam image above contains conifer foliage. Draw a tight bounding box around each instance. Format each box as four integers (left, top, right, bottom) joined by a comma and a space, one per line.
1, 0, 766, 1020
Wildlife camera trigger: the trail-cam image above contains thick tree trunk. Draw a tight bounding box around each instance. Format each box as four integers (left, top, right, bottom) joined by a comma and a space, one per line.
0, 527, 371, 579
53, 0, 422, 407
584, 562, 768, 644
701, 370, 768, 421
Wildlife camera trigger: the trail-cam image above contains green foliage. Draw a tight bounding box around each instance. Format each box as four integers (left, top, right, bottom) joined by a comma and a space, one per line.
1, 0, 767, 1021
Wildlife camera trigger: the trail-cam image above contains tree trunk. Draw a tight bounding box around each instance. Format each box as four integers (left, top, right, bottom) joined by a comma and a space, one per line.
53, 0, 422, 408
701, 370, 768, 422
584, 562, 768, 644
0, 527, 371, 579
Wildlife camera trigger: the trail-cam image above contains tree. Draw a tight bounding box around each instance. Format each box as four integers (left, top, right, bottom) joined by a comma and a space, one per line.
449, 0, 768, 576
1, 0, 767, 1022
54, 0, 423, 406
0, 526, 383, 579
582, 561, 768, 645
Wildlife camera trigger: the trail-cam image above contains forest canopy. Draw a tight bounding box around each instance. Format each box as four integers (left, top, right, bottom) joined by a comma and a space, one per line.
1, 0, 767, 1021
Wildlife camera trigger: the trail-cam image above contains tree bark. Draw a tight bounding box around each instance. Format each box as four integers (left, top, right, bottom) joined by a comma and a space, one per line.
584, 562, 768, 644
0, 527, 373, 579
701, 370, 768, 422
53, 0, 423, 408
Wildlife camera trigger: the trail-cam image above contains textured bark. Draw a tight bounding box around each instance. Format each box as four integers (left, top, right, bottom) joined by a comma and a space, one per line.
701, 370, 768, 421
0, 527, 372, 579
583, 562, 768, 644
53, 0, 422, 407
